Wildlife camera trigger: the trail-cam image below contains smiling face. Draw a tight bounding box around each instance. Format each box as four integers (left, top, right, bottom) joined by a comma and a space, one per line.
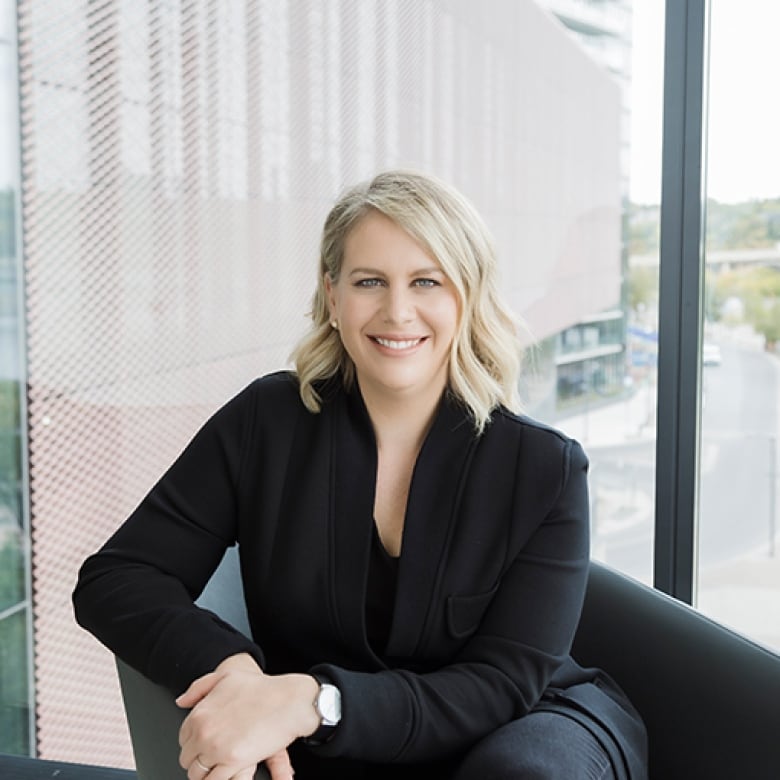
325, 210, 460, 407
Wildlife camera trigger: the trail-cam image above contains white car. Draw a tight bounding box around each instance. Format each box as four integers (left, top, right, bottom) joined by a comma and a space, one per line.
702, 342, 722, 367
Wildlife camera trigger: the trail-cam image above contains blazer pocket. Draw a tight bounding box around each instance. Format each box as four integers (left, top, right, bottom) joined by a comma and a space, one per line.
446, 584, 499, 639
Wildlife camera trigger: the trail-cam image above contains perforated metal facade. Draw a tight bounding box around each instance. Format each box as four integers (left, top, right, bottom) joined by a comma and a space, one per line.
16, 0, 619, 766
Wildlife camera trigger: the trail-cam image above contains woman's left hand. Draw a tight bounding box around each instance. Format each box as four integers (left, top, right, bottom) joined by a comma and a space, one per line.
176, 653, 320, 779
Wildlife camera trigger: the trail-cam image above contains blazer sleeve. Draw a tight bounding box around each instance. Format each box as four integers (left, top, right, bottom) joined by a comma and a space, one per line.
310, 437, 590, 764
72, 382, 267, 694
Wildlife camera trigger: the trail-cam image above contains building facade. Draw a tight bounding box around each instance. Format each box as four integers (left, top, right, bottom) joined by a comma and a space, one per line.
536, 0, 633, 416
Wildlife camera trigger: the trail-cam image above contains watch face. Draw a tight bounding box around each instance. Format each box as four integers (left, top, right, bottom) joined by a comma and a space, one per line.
318, 684, 342, 725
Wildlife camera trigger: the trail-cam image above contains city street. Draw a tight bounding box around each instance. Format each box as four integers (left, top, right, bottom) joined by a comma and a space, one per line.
699, 343, 779, 568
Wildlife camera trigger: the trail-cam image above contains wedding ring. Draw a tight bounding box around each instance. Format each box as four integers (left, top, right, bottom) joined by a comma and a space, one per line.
194, 756, 212, 773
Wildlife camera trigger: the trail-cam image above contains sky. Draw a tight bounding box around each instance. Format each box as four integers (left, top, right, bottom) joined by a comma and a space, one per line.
630, 0, 780, 205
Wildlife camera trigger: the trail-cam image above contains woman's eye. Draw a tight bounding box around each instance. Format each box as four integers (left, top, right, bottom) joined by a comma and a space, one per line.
413, 278, 439, 288
354, 278, 384, 288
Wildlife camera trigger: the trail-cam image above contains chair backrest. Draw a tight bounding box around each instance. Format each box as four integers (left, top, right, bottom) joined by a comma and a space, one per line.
116, 547, 269, 780
572, 562, 780, 780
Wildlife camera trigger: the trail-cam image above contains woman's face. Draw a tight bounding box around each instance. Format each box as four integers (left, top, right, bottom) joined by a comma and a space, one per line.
325, 211, 460, 406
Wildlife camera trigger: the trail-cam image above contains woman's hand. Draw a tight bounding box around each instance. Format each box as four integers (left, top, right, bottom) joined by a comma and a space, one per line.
176, 653, 320, 779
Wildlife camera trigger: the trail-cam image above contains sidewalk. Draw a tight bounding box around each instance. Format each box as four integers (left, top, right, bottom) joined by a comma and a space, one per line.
553, 382, 657, 450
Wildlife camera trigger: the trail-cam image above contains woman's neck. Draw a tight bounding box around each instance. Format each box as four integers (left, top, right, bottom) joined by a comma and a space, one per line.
359, 383, 444, 452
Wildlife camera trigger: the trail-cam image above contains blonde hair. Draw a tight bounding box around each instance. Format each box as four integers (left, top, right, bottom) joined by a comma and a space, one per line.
291, 170, 523, 433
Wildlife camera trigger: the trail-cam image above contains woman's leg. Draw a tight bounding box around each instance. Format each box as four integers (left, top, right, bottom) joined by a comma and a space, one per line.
451, 711, 616, 780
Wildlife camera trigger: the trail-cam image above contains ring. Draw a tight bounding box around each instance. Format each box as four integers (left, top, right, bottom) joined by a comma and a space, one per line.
194, 757, 212, 773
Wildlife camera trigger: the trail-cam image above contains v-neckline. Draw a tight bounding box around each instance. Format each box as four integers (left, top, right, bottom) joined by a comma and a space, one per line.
331, 383, 480, 661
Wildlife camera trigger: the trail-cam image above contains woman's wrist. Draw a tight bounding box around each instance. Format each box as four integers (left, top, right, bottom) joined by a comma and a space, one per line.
290, 673, 322, 739
215, 651, 262, 674
211, 658, 322, 741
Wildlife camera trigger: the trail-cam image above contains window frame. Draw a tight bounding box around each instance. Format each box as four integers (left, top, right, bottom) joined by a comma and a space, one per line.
654, 0, 710, 603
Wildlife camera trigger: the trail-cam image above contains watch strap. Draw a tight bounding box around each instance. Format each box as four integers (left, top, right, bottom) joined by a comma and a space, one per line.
304, 675, 341, 745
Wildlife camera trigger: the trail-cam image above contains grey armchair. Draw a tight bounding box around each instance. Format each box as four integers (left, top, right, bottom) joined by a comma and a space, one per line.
571, 563, 780, 779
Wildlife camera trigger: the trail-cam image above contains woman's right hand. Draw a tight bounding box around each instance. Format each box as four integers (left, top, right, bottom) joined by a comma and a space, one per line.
176, 653, 318, 778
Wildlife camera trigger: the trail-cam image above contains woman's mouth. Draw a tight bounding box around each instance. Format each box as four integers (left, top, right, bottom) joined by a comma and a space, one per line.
372, 336, 425, 350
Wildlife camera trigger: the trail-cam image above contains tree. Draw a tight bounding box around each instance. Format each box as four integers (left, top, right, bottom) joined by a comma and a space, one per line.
627, 264, 659, 314
754, 300, 780, 351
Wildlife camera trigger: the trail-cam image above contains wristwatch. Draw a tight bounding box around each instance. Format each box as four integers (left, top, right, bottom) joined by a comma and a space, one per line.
306, 677, 342, 745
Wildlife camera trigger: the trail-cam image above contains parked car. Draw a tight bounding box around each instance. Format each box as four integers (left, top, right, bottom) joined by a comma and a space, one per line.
702, 342, 722, 366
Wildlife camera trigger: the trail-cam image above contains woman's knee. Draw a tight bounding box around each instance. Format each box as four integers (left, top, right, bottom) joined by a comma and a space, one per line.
451, 712, 615, 780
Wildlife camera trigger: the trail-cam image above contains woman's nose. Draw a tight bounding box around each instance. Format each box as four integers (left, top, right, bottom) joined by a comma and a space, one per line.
382, 286, 414, 323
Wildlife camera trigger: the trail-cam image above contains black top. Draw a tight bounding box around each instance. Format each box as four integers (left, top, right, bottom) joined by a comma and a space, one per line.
73, 371, 646, 776
365, 523, 400, 656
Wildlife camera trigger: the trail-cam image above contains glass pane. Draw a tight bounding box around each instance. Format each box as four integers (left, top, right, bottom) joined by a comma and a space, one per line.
699, 0, 780, 651
532, 0, 665, 585
0, 520, 25, 612
0, 14, 32, 755
0, 610, 31, 754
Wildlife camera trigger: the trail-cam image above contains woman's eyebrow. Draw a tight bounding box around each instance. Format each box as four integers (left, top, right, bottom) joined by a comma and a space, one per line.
348, 266, 384, 277
347, 265, 444, 277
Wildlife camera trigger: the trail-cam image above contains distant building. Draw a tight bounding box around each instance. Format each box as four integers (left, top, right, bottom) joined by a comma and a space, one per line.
534, 0, 634, 417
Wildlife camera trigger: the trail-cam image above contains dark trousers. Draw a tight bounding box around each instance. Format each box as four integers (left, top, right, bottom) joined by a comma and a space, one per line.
287, 709, 618, 779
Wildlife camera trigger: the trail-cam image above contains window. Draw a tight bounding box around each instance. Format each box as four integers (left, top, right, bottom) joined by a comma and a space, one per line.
0, 0, 32, 755
536, 1, 664, 586
697, 0, 780, 652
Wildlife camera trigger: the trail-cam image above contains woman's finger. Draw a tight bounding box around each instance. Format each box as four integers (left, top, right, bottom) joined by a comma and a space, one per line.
184, 754, 214, 780
176, 672, 220, 709
265, 748, 294, 780
229, 767, 258, 780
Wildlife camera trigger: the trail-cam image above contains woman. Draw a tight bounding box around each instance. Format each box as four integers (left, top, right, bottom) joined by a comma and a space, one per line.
73, 171, 647, 779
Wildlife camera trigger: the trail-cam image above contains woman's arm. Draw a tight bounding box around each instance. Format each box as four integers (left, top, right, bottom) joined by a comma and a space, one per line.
72, 381, 267, 693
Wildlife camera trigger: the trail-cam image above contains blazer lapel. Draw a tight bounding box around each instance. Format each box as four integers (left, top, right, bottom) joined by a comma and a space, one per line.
386, 394, 479, 659
330, 384, 378, 658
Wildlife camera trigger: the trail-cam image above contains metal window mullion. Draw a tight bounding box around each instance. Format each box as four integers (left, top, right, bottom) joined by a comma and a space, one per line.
654, 0, 709, 603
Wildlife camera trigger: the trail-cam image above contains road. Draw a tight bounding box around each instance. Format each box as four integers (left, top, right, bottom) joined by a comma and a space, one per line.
574, 340, 780, 585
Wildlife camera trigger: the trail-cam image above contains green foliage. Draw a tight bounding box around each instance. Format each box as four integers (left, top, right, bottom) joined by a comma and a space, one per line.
627, 264, 659, 313
0, 610, 31, 754
627, 197, 780, 254
627, 203, 660, 256
0, 535, 25, 610
754, 300, 780, 347
712, 266, 780, 345
0, 189, 17, 261
0, 379, 21, 433
706, 198, 780, 250
0, 531, 30, 755
0, 380, 23, 521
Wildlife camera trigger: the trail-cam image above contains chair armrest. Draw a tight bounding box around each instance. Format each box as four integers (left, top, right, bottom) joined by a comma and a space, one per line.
573, 562, 780, 779
116, 659, 270, 780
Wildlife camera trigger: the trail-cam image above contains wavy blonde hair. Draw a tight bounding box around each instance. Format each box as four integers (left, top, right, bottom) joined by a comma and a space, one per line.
291, 170, 523, 433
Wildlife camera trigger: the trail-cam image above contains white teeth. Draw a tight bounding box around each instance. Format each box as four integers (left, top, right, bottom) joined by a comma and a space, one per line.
375, 337, 421, 350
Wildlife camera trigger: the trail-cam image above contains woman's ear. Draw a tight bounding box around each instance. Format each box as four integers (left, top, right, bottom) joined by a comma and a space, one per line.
324, 273, 337, 320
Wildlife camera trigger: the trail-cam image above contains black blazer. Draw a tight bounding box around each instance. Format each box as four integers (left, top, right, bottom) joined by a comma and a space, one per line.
73, 371, 646, 776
